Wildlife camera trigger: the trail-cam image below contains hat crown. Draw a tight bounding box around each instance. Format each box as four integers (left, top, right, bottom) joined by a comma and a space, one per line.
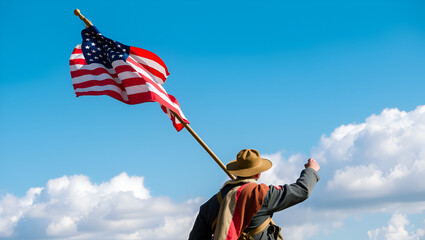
236, 149, 261, 168
226, 149, 272, 177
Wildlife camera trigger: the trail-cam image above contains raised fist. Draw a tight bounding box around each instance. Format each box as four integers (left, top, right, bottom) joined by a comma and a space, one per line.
304, 158, 320, 172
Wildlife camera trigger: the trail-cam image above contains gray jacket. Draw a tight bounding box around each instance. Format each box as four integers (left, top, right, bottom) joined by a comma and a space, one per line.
188, 168, 320, 240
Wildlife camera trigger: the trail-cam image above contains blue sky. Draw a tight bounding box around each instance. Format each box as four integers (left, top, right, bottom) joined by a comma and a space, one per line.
1, 1, 425, 239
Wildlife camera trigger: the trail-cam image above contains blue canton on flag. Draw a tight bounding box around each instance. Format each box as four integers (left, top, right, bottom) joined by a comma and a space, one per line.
81, 27, 130, 69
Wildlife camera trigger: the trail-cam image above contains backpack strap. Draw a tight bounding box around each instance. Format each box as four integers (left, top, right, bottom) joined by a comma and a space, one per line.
240, 217, 284, 240
245, 217, 272, 236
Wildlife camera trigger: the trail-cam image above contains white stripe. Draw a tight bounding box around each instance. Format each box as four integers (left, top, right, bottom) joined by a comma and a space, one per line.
116, 70, 141, 81
75, 85, 128, 101
124, 84, 149, 94
70, 63, 117, 75
71, 72, 122, 85
70, 53, 84, 60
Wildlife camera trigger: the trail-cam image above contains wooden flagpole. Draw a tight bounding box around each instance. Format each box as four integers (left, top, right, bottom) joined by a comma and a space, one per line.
171, 111, 236, 180
74, 9, 93, 27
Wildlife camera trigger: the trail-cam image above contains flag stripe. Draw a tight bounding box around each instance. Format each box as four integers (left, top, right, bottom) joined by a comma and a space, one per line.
69, 58, 87, 65
73, 79, 125, 91
130, 54, 167, 84
71, 67, 118, 79
71, 72, 121, 85
70, 63, 116, 75
75, 85, 128, 101
130, 47, 169, 75
76, 90, 128, 102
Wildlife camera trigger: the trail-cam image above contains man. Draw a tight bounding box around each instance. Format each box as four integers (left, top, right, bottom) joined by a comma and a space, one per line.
188, 149, 320, 240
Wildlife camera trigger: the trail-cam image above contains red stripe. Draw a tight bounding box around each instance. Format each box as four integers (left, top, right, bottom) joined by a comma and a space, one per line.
120, 77, 146, 87
71, 67, 118, 78
130, 46, 170, 76
73, 79, 125, 91
69, 59, 87, 65
76, 90, 127, 103
72, 48, 83, 54
226, 184, 249, 240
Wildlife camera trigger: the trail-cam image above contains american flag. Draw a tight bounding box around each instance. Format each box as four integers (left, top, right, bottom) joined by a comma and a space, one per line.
69, 26, 189, 131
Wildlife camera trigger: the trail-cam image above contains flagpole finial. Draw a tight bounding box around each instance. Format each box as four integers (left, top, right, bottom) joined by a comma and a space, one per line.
74, 9, 93, 28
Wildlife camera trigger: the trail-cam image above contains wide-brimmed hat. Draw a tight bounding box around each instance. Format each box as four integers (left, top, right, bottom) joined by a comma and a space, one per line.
226, 149, 272, 177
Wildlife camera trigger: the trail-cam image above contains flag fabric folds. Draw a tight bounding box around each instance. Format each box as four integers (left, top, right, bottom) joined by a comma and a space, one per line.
69, 26, 189, 131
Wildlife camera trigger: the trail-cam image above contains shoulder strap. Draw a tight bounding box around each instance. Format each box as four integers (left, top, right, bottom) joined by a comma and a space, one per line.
211, 191, 223, 231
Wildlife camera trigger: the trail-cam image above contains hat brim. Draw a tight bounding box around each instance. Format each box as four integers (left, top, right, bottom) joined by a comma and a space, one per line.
226, 158, 272, 177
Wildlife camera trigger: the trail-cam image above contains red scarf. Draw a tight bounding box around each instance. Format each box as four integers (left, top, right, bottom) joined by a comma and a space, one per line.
214, 182, 270, 240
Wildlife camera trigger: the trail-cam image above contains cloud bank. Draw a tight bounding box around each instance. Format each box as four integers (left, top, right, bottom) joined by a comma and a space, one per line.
262, 105, 425, 209
2, 105, 425, 239
0, 173, 199, 239
368, 213, 425, 240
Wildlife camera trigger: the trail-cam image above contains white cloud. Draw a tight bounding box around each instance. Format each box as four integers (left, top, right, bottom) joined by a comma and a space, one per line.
259, 106, 425, 208
314, 106, 425, 205
368, 213, 425, 240
46, 216, 78, 236
282, 223, 319, 240
0, 172, 200, 239
259, 152, 308, 185
0, 187, 42, 237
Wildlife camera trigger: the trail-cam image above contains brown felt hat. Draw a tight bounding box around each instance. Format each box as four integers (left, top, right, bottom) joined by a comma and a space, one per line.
226, 149, 272, 177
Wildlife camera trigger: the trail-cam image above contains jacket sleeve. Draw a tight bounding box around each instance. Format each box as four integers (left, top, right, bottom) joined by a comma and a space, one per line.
265, 168, 320, 213
188, 205, 213, 240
